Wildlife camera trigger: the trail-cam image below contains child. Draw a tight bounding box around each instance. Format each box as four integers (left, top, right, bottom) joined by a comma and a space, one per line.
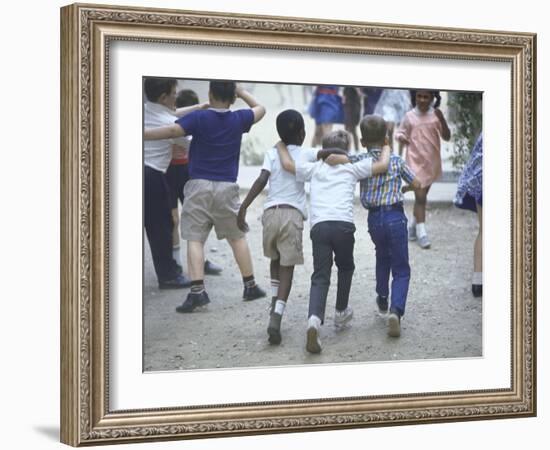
278, 130, 391, 354
343, 86, 362, 151
308, 85, 345, 147
143, 78, 206, 290
454, 133, 483, 297
373, 88, 412, 152
348, 115, 421, 337
237, 110, 343, 345
144, 81, 267, 313
396, 90, 450, 249
166, 89, 223, 277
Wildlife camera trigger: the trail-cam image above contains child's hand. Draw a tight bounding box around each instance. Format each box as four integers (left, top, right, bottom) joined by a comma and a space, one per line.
401, 185, 412, 194
325, 154, 348, 166
199, 102, 209, 110
235, 85, 245, 98
237, 207, 249, 233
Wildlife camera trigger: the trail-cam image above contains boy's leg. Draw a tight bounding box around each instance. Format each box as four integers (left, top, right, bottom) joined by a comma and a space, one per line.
268, 261, 294, 345
187, 240, 206, 280
332, 222, 356, 313
309, 223, 333, 322
227, 237, 266, 301
388, 214, 411, 318
368, 214, 391, 301
144, 166, 181, 285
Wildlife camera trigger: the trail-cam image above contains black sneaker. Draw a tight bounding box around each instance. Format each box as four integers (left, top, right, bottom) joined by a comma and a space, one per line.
388, 308, 401, 337
204, 260, 223, 275
159, 274, 192, 290
243, 284, 267, 301
267, 312, 282, 345
175, 291, 210, 313
472, 284, 482, 297
376, 295, 389, 314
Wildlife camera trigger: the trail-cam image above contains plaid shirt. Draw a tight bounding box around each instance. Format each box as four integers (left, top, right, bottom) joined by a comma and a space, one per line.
349, 149, 415, 208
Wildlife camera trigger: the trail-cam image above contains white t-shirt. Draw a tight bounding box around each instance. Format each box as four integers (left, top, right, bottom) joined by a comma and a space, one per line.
296, 158, 373, 227
262, 145, 318, 219
143, 102, 187, 172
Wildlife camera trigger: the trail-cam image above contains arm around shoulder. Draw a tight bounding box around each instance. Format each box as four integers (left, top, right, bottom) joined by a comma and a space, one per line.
143, 123, 185, 141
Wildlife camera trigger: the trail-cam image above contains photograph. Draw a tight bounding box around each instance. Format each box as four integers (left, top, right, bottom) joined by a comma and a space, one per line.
142, 78, 484, 372
58, 2, 536, 446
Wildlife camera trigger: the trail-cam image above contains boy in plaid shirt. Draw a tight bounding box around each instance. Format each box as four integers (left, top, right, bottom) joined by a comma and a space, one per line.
333, 115, 420, 337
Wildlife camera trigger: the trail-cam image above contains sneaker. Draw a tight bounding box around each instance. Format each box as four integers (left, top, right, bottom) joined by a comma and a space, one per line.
408, 225, 417, 241
334, 306, 353, 329
472, 284, 483, 298
159, 274, 192, 290
306, 317, 322, 354
376, 295, 389, 314
388, 309, 401, 337
267, 312, 282, 345
418, 234, 431, 249
175, 291, 210, 313
243, 284, 267, 301
204, 259, 223, 275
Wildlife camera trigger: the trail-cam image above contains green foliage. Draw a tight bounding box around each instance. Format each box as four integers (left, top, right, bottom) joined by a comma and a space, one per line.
446, 92, 482, 170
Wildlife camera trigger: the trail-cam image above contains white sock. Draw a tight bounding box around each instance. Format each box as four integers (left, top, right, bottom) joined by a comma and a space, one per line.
472, 272, 483, 285
274, 300, 286, 315
308, 315, 322, 329
416, 223, 427, 238
271, 279, 280, 298
172, 246, 182, 266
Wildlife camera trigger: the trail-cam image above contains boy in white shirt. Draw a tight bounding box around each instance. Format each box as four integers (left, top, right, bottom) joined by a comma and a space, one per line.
278, 130, 390, 353
237, 110, 342, 345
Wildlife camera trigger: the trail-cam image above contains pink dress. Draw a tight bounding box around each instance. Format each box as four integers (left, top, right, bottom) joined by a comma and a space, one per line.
396, 107, 443, 187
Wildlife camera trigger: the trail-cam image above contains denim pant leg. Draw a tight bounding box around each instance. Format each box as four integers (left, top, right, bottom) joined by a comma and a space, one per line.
309, 223, 333, 322
388, 215, 410, 317
332, 222, 356, 312
368, 215, 391, 298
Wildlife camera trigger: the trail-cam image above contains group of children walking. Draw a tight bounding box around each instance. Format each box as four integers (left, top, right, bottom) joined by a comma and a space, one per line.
144, 80, 454, 354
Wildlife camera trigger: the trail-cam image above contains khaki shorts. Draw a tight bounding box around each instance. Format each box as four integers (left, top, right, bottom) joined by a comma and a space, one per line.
181, 179, 245, 242
262, 207, 304, 266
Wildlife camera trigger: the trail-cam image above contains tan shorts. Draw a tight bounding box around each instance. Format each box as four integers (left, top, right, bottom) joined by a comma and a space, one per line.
262, 207, 304, 266
181, 179, 245, 243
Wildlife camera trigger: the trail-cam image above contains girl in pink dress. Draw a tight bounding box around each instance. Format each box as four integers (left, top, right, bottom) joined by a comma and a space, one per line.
396, 90, 451, 249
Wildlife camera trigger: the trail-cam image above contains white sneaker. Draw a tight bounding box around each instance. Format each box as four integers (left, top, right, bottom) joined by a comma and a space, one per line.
388, 312, 401, 337
334, 306, 353, 329
418, 234, 431, 249
306, 316, 322, 354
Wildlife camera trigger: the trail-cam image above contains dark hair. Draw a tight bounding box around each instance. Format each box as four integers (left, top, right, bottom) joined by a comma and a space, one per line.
176, 89, 199, 108
409, 89, 442, 108
322, 130, 351, 152
144, 78, 177, 103
276, 109, 305, 145
209, 81, 236, 103
359, 115, 387, 143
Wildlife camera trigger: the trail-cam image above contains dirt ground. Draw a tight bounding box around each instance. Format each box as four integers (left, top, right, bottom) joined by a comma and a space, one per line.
143, 196, 482, 372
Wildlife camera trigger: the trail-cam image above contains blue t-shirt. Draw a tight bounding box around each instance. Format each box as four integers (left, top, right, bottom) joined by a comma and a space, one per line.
176, 108, 254, 182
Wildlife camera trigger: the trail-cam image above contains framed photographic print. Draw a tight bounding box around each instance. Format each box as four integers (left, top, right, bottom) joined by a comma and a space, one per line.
60, 3, 536, 446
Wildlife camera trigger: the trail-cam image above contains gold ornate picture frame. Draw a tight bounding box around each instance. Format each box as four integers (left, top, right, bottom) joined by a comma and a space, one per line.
60, 2, 536, 446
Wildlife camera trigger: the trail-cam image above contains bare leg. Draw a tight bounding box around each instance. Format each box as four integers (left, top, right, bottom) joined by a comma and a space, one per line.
413, 186, 431, 224
386, 121, 395, 150
171, 209, 180, 247
345, 124, 359, 151
474, 204, 482, 273
277, 265, 295, 302
270, 259, 280, 283
227, 237, 254, 278
311, 124, 323, 147
320, 123, 333, 143
187, 240, 205, 280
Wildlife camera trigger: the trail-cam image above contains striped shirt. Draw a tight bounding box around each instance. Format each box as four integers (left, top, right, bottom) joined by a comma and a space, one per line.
349, 149, 415, 208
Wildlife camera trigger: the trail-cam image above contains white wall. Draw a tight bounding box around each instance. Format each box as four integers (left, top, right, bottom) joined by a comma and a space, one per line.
0, 0, 546, 449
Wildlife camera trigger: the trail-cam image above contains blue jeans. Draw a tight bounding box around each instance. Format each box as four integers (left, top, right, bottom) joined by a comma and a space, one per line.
367, 207, 410, 317
309, 221, 356, 322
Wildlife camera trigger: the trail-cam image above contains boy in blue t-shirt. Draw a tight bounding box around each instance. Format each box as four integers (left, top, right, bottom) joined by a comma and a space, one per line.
144, 81, 267, 312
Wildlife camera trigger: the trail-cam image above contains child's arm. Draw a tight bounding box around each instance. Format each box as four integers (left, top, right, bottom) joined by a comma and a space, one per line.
434, 108, 451, 141
237, 170, 270, 232
371, 145, 391, 175
144, 124, 185, 140
401, 178, 422, 193
395, 115, 411, 145
324, 154, 350, 166
276, 141, 296, 174
236, 86, 266, 124
174, 103, 209, 118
